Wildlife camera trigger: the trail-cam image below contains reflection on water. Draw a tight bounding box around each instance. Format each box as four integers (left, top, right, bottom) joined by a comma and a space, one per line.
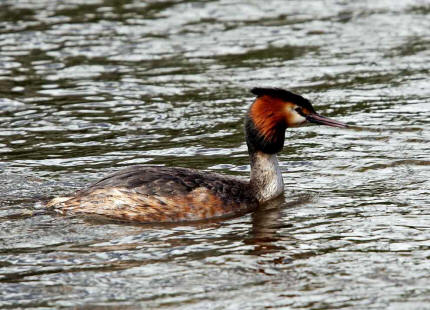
1, 0, 430, 309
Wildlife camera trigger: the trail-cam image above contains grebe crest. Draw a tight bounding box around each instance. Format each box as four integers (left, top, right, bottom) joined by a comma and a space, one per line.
47, 87, 348, 223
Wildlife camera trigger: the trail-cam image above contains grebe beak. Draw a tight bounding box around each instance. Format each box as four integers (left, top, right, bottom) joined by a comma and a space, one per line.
306, 113, 348, 128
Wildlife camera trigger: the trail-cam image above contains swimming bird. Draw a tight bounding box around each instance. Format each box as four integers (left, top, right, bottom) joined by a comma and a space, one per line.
47, 88, 347, 223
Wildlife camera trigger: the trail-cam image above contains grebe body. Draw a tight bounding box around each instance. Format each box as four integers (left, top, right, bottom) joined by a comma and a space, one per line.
48, 166, 258, 222
47, 88, 347, 223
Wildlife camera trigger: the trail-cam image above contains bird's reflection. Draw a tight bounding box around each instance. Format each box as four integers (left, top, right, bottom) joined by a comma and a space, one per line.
246, 194, 312, 256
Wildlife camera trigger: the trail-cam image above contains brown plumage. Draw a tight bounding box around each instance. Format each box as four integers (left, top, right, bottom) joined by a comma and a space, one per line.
47, 166, 258, 222
249, 95, 287, 141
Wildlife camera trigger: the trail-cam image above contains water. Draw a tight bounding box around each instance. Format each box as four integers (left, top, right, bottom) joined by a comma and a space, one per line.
1, 0, 429, 309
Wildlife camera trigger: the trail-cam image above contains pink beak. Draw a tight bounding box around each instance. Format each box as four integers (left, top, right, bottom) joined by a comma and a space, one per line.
306, 113, 348, 128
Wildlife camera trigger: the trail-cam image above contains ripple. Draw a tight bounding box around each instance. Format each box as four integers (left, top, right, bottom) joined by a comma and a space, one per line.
0, 0, 429, 309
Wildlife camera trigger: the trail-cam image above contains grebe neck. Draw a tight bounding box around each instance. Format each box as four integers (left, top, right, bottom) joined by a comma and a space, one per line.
249, 151, 284, 203
244, 102, 286, 203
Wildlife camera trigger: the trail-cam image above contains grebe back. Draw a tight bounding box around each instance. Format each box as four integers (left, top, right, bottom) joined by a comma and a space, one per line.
47, 88, 347, 223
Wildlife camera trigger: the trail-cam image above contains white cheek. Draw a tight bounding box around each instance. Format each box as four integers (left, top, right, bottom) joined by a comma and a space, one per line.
288, 110, 307, 127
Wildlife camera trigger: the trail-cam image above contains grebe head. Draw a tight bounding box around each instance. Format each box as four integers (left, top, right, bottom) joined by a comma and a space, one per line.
245, 87, 347, 154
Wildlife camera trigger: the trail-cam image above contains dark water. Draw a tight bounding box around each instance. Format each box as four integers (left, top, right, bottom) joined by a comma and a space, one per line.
1, 0, 429, 309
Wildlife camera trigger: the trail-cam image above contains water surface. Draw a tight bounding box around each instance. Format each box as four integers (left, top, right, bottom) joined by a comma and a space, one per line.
0, 0, 429, 309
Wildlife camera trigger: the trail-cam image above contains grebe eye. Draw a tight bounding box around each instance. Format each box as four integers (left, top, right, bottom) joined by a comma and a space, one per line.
295, 107, 305, 116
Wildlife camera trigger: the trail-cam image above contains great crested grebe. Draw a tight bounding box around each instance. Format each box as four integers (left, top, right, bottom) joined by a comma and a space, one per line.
47, 88, 347, 223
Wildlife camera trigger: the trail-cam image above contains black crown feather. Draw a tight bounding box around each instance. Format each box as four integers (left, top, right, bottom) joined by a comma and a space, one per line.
251, 87, 315, 113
